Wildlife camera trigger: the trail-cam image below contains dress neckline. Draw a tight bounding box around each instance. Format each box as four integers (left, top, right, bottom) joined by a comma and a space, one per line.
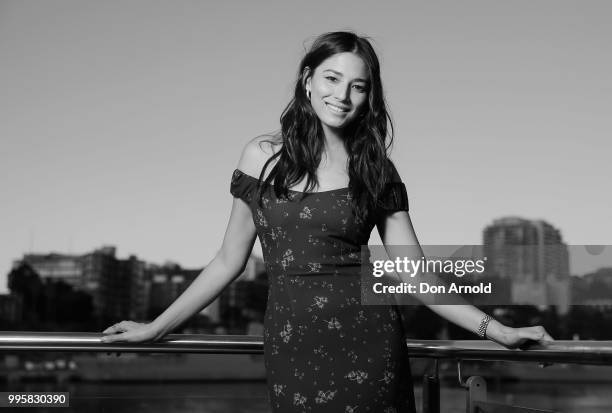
234, 168, 350, 194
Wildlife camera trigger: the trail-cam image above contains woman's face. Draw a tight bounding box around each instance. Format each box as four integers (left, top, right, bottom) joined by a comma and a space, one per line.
305, 52, 370, 134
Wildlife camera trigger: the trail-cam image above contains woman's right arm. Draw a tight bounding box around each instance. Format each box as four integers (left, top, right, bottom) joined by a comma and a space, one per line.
101, 138, 269, 343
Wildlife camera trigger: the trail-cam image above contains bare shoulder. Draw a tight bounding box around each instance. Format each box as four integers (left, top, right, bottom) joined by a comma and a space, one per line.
237, 135, 283, 178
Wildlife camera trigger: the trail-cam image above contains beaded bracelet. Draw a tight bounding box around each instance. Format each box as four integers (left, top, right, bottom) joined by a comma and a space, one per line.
477, 314, 492, 339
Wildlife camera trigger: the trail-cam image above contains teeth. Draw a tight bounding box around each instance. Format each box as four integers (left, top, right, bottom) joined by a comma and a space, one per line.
327, 103, 348, 113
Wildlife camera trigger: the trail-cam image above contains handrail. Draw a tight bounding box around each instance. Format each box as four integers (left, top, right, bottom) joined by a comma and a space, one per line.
1, 332, 612, 365
0, 332, 263, 354
403, 340, 612, 365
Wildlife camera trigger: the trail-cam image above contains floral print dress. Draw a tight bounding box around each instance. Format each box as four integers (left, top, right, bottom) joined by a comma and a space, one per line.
230, 168, 416, 413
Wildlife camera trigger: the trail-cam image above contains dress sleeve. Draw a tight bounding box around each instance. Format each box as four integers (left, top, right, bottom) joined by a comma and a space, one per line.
230, 169, 257, 204
378, 182, 409, 213
376, 159, 409, 213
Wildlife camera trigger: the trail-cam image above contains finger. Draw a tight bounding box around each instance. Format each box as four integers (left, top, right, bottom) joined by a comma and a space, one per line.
103, 323, 124, 334
515, 330, 543, 350
525, 327, 547, 341
104, 330, 144, 343
102, 327, 120, 337
542, 331, 555, 342
100, 333, 125, 343
526, 328, 554, 345
534, 326, 554, 342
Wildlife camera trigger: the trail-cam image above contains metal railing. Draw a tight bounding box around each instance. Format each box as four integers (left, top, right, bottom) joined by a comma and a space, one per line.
0, 331, 264, 354
2, 331, 611, 364
2, 332, 612, 413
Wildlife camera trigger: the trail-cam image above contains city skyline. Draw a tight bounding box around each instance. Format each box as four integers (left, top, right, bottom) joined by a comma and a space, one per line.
6, 225, 611, 289
6, 227, 612, 325
2, 1, 611, 293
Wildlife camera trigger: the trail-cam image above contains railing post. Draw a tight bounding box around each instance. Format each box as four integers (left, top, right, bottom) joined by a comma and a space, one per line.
422, 359, 440, 413
464, 374, 558, 413
464, 375, 487, 413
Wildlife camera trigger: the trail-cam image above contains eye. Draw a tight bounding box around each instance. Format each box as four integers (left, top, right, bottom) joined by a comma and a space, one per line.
325, 76, 338, 82
353, 84, 367, 93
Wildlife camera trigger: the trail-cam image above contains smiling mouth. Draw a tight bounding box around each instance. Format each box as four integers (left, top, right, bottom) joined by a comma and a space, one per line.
325, 103, 350, 114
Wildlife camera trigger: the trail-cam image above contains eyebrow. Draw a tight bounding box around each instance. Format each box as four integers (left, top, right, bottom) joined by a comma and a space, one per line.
322, 69, 369, 83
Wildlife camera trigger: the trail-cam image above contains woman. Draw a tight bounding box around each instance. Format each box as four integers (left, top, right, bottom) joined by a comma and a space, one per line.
102, 31, 553, 412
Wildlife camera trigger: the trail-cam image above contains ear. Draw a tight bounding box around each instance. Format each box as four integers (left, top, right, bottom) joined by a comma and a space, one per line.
302, 66, 312, 93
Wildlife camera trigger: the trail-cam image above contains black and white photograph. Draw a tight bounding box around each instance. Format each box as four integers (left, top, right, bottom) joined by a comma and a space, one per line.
1, 1, 611, 412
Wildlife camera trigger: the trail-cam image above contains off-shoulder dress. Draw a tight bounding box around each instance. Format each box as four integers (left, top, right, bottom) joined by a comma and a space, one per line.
230, 167, 416, 413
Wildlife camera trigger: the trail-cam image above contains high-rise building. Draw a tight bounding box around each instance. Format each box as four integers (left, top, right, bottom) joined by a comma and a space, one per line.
147, 263, 204, 320
483, 217, 570, 313
13, 246, 150, 322
81, 246, 116, 317
14, 253, 83, 289
99, 254, 148, 322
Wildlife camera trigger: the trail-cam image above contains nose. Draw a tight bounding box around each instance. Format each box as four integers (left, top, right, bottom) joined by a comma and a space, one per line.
333, 82, 350, 102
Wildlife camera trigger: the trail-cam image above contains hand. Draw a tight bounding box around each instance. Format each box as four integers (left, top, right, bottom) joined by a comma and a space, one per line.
490, 324, 554, 350
101, 320, 160, 344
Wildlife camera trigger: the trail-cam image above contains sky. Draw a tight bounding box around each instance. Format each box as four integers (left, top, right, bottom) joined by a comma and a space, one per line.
1, 1, 611, 292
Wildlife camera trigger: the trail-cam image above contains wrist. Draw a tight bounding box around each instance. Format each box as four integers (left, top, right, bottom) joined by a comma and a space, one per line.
483, 319, 510, 343
149, 320, 167, 340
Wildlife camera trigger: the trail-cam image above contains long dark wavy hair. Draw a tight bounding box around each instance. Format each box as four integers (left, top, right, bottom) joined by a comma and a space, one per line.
256, 31, 396, 224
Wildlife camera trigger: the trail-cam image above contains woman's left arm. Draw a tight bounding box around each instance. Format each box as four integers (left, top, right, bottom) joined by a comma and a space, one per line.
376, 209, 555, 349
